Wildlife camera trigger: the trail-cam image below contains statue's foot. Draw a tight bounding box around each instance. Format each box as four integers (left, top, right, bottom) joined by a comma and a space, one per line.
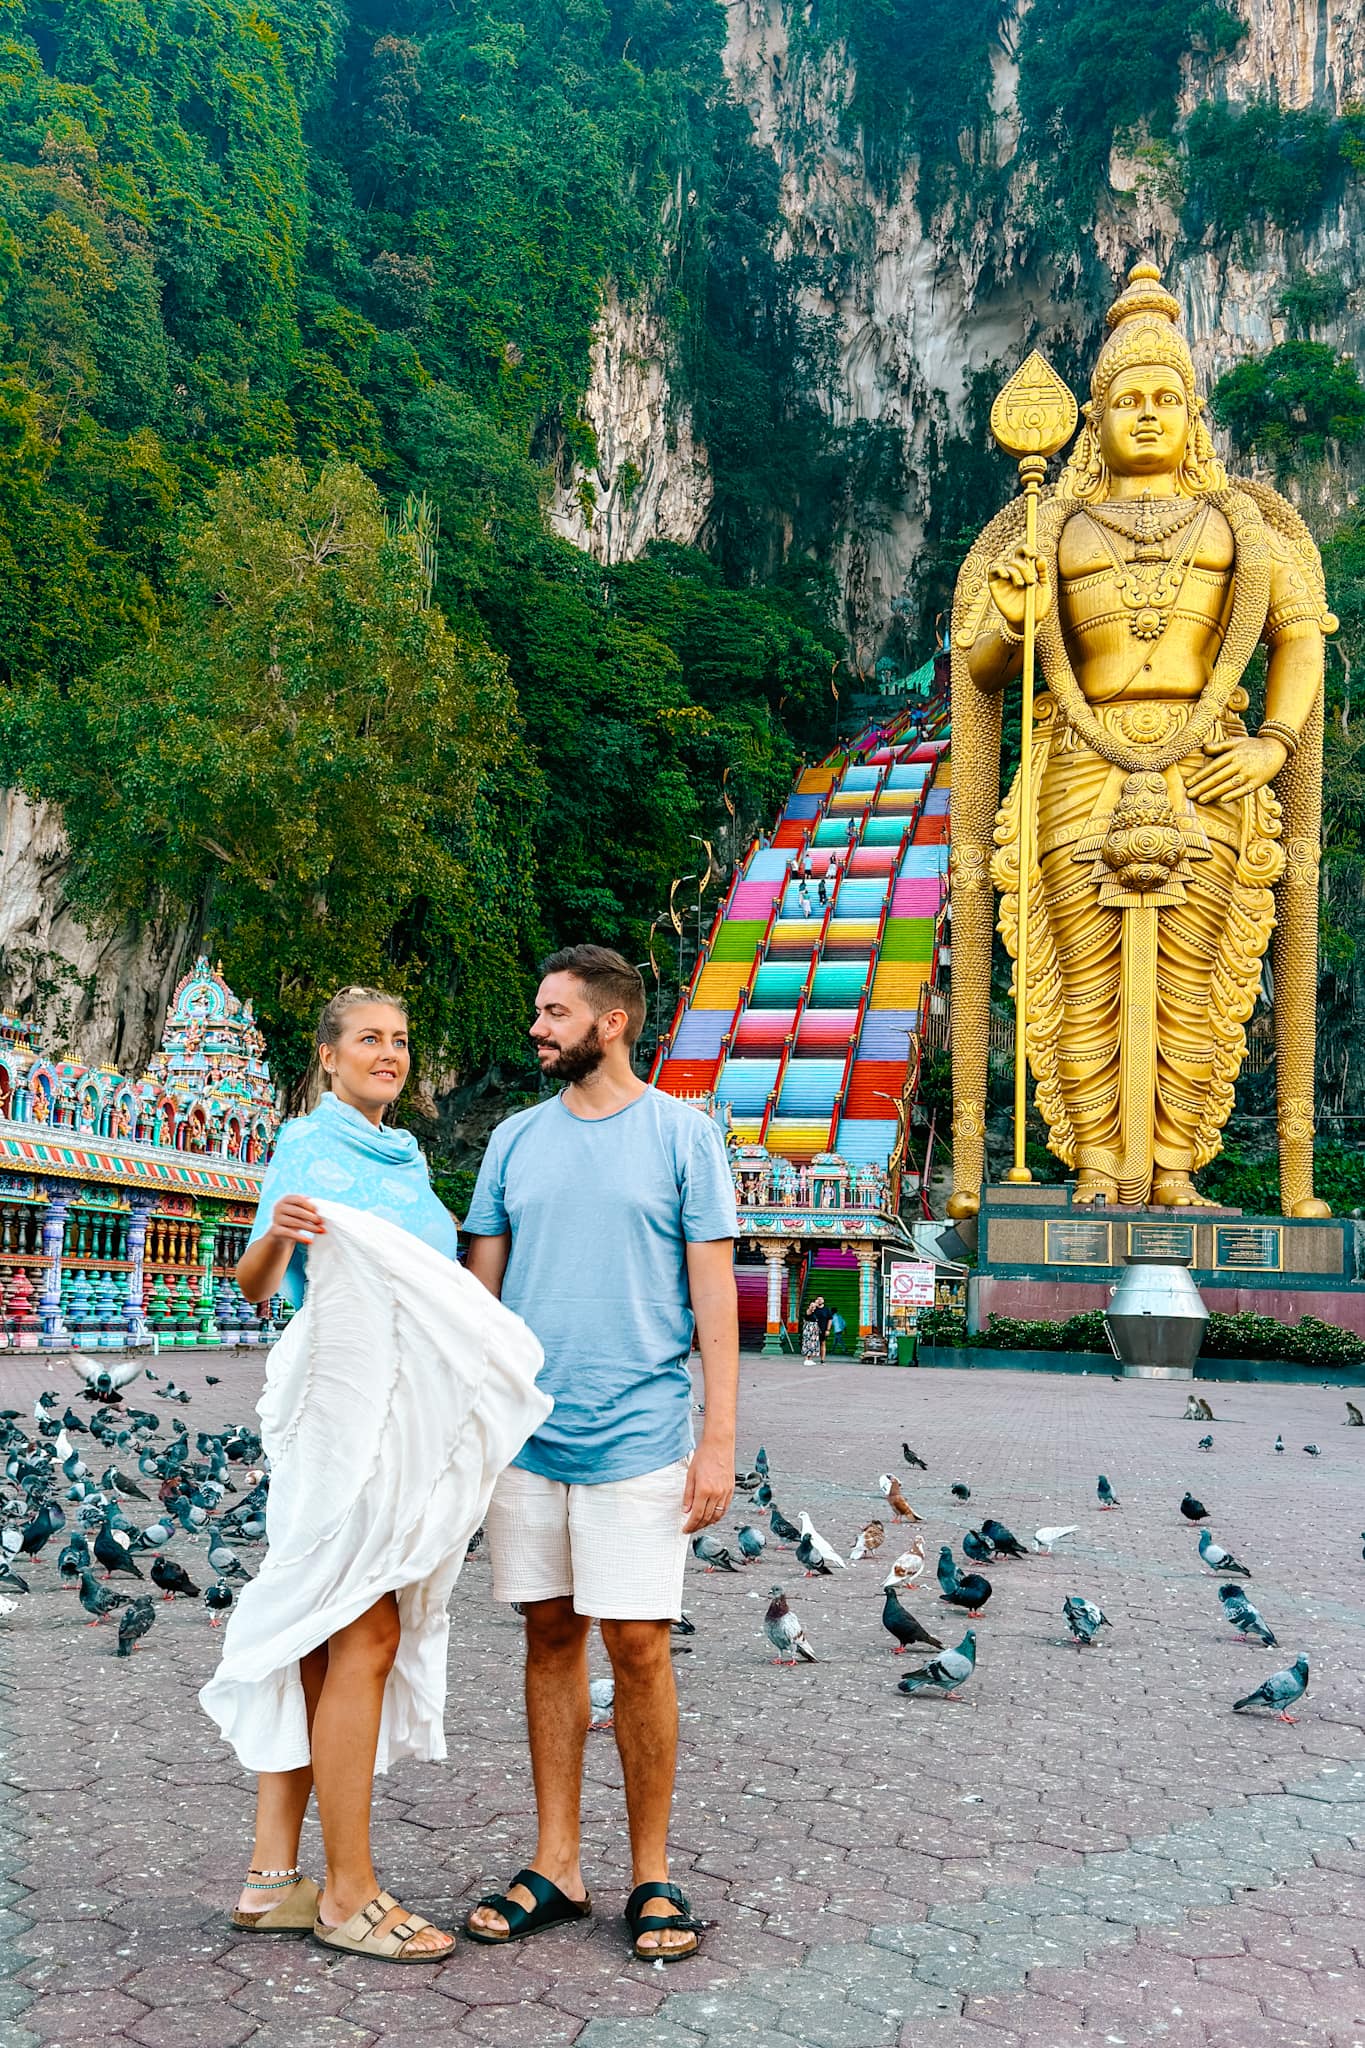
947, 1188, 981, 1221
1289, 1197, 1332, 1219
1075, 1173, 1117, 1206
1151, 1173, 1215, 1208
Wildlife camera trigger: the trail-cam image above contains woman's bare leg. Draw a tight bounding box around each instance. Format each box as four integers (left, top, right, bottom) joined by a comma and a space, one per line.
313, 1594, 451, 1955
236, 1642, 328, 1913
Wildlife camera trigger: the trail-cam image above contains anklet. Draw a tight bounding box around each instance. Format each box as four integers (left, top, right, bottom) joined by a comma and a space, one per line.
246, 1867, 300, 1887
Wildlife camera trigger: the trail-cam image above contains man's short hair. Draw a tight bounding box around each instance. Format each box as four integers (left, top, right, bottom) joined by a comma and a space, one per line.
539, 944, 647, 1048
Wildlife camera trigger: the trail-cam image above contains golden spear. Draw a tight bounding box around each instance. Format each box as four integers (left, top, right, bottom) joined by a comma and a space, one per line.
988, 352, 1078, 1184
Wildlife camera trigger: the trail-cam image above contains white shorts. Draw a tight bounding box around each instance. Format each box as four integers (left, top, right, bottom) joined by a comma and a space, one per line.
487, 1457, 692, 1621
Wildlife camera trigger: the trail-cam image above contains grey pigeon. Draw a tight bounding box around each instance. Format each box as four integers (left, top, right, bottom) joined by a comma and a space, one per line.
77, 1569, 129, 1625
962, 1528, 995, 1564
1097, 1475, 1119, 1510
902, 1443, 928, 1471
1304, 1443, 1321, 1457
764, 1586, 816, 1664
936, 1545, 960, 1598
795, 1530, 833, 1577
881, 1585, 942, 1655
94, 1516, 143, 1580
1233, 1655, 1309, 1722
691, 1531, 740, 1573
588, 1676, 615, 1729
1063, 1595, 1111, 1647
735, 1524, 766, 1561
116, 1598, 156, 1657
1197, 1434, 1214, 1451
797, 1512, 846, 1570
950, 1482, 971, 1502
207, 1536, 250, 1581
1274, 1435, 1284, 1454
1198, 1529, 1251, 1577
897, 1628, 976, 1699
769, 1504, 800, 1546
1218, 1584, 1277, 1647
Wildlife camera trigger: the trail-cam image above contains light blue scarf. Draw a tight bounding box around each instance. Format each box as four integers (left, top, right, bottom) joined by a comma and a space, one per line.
246, 1092, 459, 1307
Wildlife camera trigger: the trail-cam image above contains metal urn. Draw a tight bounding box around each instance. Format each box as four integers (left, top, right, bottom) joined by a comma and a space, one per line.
1104, 1250, 1208, 1380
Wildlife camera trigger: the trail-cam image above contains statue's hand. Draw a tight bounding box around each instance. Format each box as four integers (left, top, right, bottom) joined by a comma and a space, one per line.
987, 545, 1053, 637
1183, 735, 1287, 805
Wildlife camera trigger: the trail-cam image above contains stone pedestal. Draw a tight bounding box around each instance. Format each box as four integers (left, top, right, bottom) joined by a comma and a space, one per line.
969, 1185, 1365, 1336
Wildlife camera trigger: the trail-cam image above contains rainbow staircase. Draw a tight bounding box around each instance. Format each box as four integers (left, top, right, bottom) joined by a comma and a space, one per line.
654, 701, 950, 1193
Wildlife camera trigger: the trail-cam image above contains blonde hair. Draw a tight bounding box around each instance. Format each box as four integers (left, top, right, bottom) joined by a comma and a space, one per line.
316, 984, 409, 1062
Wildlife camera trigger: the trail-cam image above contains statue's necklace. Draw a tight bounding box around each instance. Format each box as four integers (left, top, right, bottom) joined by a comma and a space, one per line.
1083, 493, 1208, 641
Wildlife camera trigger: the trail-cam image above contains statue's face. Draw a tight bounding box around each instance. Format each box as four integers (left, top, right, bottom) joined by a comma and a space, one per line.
1097, 364, 1190, 478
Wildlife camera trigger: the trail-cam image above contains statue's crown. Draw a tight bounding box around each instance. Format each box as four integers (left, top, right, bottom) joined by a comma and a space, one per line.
1105, 262, 1182, 333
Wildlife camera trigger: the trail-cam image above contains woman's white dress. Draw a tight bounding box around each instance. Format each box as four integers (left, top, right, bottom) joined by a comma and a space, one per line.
199, 1201, 549, 1774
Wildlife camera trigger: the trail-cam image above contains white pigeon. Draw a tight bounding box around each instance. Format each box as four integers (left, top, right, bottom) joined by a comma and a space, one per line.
797, 1510, 846, 1570
1032, 1525, 1079, 1555
884, 1536, 927, 1589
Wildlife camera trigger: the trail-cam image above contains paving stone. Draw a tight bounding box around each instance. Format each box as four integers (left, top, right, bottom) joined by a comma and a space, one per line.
23, 1985, 152, 2038
128, 2001, 261, 2048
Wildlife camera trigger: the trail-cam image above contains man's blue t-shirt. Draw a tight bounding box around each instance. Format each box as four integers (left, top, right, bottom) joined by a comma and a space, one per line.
462, 1086, 737, 1485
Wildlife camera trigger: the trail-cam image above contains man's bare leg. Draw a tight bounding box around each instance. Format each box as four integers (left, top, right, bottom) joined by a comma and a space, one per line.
600, 1617, 693, 1957
466, 1597, 591, 1936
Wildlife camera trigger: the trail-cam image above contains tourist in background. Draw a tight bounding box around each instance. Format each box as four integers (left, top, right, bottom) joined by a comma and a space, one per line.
463, 945, 738, 1962
802, 1293, 833, 1362
202, 986, 548, 1964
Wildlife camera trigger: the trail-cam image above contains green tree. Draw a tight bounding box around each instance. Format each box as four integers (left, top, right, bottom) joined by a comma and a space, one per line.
1210, 341, 1365, 468
1, 458, 532, 1089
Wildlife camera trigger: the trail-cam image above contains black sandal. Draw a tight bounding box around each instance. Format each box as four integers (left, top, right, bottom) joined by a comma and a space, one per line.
625, 1880, 704, 1962
463, 1867, 592, 1946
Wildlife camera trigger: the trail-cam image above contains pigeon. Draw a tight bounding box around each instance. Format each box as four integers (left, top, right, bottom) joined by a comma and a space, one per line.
962, 1528, 996, 1565
902, 1443, 928, 1471
588, 1676, 615, 1729
57, 1535, 91, 1584
101, 1464, 150, 1503
691, 1531, 739, 1573
203, 1581, 235, 1626
849, 1519, 884, 1563
797, 1512, 846, 1570
754, 1481, 773, 1509
763, 1586, 816, 1664
1198, 1529, 1251, 1577
941, 1571, 992, 1615
117, 1598, 156, 1657
980, 1519, 1028, 1560
18, 1501, 63, 1557
1063, 1595, 1111, 1647
1347, 1402, 1364, 1428
671, 1611, 696, 1636
1233, 1655, 1309, 1723
1304, 1444, 1321, 1457
884, 1538, 927, 1589
735, 1524, 767, 1561
94, 1517, 143, 1580
0, 1561, 30, 1596
754, 1445, 769, 1479
950, 1482, 971, 1502
879, 1474, 919, 1522
1219, 1584, 1277, 1647
1197, 1435, 1214, 1452
936, 1545, 961, 1598
132, 1515, 174, 1553
207, 1536, 250, 1582
795, 1530, 834, 1577
1097, 1475, 1119, 1510
150, 1556, 200, 1602
1032, 1525, 1078, 1555
77, 1569, 129, 1625
1274, 1435, 1284, 1454
1181, 1493, 1210, 1523
769, 1505, 800, 1546
897, 1629, 976, 1699
881, 1585, 943, 1655
465, 1524, 484, 1560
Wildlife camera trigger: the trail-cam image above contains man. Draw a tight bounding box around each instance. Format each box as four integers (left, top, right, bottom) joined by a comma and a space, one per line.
462, 945, 739, 1962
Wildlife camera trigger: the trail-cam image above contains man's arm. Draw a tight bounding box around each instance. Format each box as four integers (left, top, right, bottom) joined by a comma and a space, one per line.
682, 1237, 738, 1533
465, 1231, 511, 1300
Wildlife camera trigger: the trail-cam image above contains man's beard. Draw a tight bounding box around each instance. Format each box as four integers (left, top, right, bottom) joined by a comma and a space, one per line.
537, 1020, 606, 1084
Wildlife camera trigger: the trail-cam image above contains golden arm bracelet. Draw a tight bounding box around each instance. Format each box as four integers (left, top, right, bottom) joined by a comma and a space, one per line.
1258, 718, 1300, 758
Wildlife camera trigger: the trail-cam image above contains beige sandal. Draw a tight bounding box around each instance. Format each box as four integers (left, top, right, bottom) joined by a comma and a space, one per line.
231, 1873, 321, 1933
312, 1889, 454, 1964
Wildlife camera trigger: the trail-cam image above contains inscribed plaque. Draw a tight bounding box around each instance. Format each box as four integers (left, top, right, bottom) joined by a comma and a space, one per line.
1127, 1221, 1195, 1265
1213, 1224, 1283, 1272
1045, 1219, 1113, 1267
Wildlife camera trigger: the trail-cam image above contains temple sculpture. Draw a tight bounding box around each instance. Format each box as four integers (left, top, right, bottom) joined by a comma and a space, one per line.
948, 265, 1336, 1216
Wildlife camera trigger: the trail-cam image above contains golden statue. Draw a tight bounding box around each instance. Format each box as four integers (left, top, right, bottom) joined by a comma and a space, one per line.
948, 264, 1336, 1216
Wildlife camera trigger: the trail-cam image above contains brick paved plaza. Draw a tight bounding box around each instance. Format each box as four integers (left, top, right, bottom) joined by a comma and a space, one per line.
2, 1350, 1363, 2048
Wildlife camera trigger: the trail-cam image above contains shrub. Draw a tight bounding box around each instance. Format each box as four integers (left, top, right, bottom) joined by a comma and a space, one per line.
1183, 97, 1353, 239
1211, 341, 1365, 467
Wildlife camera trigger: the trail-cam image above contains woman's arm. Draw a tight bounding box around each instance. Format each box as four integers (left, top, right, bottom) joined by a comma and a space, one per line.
236, 1196, 327, 1305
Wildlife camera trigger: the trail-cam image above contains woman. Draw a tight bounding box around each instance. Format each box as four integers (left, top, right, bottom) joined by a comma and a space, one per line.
801, 1294, 827, 1363
200, 986, 549, 1963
